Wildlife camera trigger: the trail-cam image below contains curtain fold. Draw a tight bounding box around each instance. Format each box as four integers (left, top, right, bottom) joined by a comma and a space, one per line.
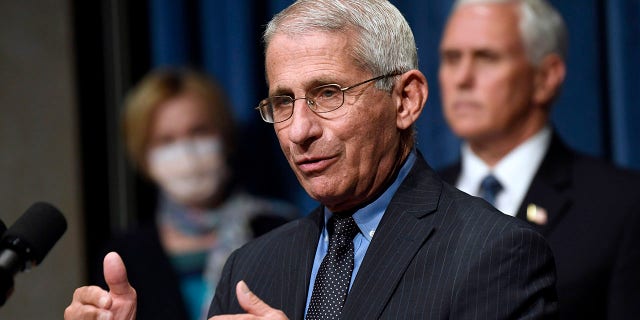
149, 0, 190, 65
606, 0, 640, 169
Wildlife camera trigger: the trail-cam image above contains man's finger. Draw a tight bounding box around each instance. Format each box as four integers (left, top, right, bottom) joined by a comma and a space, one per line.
71, 286, 111, 308
235, 281, 287, 319
64, 303, 113, 320
103, 252, 135, 297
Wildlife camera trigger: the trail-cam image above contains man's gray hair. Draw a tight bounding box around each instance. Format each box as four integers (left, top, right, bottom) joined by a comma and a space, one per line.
454, 0, 568, 65
263, 0, 418, 91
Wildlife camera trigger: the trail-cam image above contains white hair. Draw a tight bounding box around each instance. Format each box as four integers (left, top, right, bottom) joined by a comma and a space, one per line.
453, 0, 568, 65
263, 0, 418, 91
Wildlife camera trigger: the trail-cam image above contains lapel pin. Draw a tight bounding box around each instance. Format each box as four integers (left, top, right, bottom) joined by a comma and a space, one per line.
526, 203, 548, 225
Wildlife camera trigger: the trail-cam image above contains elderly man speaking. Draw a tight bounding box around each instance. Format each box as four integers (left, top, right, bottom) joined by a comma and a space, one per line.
65, 1, 558, 319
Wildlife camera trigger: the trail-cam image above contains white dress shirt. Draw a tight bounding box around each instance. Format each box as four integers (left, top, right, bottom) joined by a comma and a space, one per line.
456, 126, 552, 216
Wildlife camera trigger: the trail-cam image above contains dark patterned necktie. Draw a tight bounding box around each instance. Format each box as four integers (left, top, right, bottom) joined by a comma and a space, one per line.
480, 174, 503, 206
306, 215, 359, 320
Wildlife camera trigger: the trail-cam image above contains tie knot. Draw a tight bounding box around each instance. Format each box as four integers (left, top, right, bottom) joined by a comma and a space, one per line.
481, 174, 502, 193
329, 215, 359, 240
480, 174, 503, 205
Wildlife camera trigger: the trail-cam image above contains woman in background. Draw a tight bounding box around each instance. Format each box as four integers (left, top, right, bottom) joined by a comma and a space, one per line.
98, 68, 298, 320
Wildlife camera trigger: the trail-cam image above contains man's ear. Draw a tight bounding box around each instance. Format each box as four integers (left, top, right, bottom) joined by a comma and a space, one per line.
533, 54, 566, 106
394, 70, 429, 130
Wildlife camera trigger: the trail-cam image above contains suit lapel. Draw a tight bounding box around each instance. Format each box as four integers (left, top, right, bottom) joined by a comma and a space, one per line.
341, 153, 440, 319
515, 132, 573, 236
281, 207, 324, 319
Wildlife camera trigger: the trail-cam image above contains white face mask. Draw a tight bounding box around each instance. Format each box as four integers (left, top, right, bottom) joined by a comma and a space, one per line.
148, 137, 229, 207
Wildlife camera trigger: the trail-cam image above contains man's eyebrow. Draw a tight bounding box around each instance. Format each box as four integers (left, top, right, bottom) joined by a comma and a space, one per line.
440, 48, 461, 56
472, 48, 501, 58
308, 76, 340, 87
269, 76, 343, 96
269, 86, 294, 97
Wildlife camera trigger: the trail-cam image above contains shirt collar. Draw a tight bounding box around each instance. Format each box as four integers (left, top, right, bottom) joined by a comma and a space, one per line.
324, 150, 417, 241
457, 143, 491, 196
492, 126, 551, 198
457, 126, 552, 215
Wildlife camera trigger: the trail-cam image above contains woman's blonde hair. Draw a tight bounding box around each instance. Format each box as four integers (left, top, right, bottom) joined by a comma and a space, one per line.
122, 68, 236, 175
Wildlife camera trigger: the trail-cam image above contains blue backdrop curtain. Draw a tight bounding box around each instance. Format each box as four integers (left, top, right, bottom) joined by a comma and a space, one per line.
148, 0, 640, 212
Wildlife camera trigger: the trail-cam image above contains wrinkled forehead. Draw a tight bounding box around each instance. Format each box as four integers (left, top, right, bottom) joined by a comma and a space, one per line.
264, 31, 361, 87
441, 3, 523, 49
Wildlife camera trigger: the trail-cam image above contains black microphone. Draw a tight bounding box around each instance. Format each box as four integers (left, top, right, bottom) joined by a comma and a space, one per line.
0, 202, 67, 306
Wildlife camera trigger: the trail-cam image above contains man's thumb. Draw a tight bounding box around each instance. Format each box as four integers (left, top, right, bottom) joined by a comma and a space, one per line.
103, 252, 135, 296
236, 281, 274, 316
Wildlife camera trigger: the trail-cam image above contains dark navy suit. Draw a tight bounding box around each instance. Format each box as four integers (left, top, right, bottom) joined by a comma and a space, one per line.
209, 153, 558, 319
439, 133, 640, 319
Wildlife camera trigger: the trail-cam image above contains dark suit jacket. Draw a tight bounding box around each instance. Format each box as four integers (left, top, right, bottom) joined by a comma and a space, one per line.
439, 133, 640, 319
209, 153, 558, 319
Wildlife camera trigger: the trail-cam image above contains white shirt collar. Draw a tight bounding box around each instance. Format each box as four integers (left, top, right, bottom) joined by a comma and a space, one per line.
457, 126, 552, 216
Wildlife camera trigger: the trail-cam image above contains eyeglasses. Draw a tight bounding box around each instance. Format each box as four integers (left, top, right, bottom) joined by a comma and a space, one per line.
256, 73, 400, 123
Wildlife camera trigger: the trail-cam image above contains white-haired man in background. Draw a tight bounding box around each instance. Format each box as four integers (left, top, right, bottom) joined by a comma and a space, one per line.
438, 0, 640, 318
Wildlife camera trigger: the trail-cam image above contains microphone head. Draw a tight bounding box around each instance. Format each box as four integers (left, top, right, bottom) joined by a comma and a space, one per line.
1, 202, 67, 265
